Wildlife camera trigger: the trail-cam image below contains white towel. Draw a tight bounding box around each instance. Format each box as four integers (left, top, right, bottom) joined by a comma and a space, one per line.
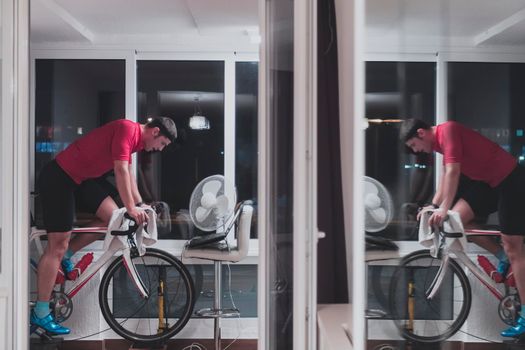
418, 208, 467, 258
103, 207, 158, 255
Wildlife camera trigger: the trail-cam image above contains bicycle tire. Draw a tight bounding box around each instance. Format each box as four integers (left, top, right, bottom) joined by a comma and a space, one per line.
388, 250, 471, 343
99, 248, 195, 344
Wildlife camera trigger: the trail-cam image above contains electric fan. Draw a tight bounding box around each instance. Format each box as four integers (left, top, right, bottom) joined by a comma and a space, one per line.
187, 175, 237, 247
364, 176, 394, 233
364, 176, 398, 251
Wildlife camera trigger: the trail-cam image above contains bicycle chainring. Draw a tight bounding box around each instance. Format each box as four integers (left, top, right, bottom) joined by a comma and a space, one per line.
499, 294, 521, 325
51, 291, 73, 323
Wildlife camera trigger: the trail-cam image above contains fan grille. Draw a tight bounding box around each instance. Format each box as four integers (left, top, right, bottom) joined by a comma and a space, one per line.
189, 175, 236, 232
364, 176, 394, 233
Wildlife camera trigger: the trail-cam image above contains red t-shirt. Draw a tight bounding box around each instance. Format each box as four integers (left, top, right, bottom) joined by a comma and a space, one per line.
56, 120, 143, 184
433, 121, 516, 187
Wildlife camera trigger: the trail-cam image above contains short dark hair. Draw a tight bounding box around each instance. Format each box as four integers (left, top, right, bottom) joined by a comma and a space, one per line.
145, 117, 177, 143
399, 118, 431, 143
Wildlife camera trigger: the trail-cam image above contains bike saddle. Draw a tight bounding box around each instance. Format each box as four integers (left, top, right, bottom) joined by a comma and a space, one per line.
365, 235, 398, 251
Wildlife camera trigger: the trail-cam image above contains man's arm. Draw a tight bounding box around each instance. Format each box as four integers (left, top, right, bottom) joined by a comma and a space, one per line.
114, 160, 148, 224
129, 164, 143, 205
416, 166, 445, 221
429, 162, 461, 227
431, 167, 446, 205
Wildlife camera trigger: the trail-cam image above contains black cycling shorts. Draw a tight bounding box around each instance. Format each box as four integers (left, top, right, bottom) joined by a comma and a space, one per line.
455, 175, 498, 222
497, 165, 525, 235
37, 160, 117, 232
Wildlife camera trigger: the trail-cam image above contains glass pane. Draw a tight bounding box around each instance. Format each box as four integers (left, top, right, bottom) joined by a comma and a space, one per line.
448, 62, 525, 159
137, 60, 225, 239
111, 264, 257, 319
365, 62, 436, 241
34, 59, 126, 225
235, 61, 258, 238
267, 0, 294, 348
448, 62, 525, 227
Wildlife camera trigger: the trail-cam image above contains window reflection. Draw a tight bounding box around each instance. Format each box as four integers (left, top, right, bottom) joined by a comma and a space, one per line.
449, 62, 525, 163
365, 62, 436, 240
137, 61, 225, 239
236, 62, 259, 238
34, 59, 126, 225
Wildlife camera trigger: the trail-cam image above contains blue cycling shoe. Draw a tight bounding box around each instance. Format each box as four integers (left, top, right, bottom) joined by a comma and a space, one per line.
61, 257, 74, 275
497, 260, 510, 277
501, 316, 525, 337
30, 310, 70, 335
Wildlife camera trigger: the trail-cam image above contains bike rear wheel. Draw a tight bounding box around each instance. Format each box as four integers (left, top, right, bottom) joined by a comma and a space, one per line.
388, 250, 471, 343
99, 248, 195, 344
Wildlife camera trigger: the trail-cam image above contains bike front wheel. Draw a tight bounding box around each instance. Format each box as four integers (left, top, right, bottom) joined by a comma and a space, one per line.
99, 248, 195, 344
388, 250, 471, 343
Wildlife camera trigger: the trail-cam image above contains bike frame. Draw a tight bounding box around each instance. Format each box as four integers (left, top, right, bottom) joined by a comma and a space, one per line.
426, 228, 506, 301
29, 226, 150, 300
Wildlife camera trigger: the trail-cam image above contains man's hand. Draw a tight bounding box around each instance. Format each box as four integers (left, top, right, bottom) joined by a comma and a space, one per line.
417, 205, 436, 221
127, 207, 148, 226
428, 208, 448, 227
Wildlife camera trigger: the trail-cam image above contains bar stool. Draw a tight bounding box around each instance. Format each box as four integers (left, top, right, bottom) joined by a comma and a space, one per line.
182, 205, 253, 350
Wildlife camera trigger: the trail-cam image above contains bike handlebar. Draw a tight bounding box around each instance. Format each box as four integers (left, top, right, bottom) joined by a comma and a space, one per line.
420, 209, 464, 238
110, 213, 138, 236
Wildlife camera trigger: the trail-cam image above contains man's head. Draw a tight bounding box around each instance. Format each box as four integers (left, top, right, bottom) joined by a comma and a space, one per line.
143, 117, 177, 152
400, 118, 434, 154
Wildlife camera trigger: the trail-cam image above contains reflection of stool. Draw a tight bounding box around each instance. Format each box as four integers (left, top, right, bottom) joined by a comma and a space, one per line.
183, 205, 253, 350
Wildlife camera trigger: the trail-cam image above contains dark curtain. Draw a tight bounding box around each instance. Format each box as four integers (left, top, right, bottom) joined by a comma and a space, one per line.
317, 0, 348, 303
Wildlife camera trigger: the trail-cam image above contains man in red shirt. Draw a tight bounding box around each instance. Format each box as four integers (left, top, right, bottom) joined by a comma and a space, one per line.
31, 117, 177, 334
401, 118, 525, 337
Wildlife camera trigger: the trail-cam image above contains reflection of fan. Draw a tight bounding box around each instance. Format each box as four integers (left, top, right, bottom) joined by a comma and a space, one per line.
189, 175, 237, 232
364, 176, 393, 233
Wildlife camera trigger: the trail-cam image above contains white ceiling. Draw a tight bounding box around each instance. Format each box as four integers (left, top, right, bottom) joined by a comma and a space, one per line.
30, 0, 525, 53
30, 0, 259, 51
366, 0, 525, 52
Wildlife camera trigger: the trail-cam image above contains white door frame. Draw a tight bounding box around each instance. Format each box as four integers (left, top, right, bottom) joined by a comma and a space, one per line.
335, 0, 366, 349
1, 0, 30, 349
293, 0, 318, 349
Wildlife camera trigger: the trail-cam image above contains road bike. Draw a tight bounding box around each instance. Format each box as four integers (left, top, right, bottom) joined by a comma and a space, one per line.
29, 213, 196, 346
388, 213, 520, 343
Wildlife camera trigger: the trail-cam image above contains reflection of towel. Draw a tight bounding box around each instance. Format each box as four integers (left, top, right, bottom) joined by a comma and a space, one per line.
103, 207, 158, 255
418, 208, 467, 258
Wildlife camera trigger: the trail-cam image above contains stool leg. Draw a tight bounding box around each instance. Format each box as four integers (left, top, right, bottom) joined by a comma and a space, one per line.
214, 261, 222, 350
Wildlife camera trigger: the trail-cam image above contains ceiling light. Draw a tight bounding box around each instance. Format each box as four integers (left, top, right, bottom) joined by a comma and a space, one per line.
189, 96, 210, 130
189, 115, 210, 130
